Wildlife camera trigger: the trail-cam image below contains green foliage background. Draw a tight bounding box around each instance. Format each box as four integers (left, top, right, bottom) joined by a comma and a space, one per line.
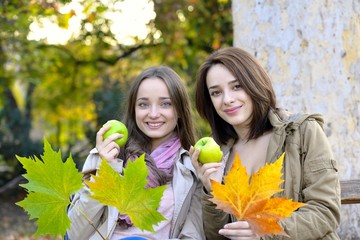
0, 0, 233, 188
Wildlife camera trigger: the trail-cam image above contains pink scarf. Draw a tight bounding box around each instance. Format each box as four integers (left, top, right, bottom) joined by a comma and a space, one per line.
147, 133, 181, 187
119, 133, 181, 226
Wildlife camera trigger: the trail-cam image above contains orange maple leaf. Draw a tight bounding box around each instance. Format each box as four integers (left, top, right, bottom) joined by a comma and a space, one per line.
209, 153, 306, 237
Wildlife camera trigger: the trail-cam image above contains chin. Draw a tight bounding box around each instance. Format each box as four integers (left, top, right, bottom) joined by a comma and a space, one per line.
145, 131, 165, 138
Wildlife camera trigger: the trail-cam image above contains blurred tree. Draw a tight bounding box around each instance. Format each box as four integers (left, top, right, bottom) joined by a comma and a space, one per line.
151, 0, 233, 136
153, 0, 232, 72
0, 0, 232, 186
0, 0, 49, 184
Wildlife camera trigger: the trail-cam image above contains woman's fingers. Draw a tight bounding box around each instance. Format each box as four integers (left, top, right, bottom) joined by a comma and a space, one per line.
190, 146, 223, 191
200, 163, 223, 191
108, 147, 120, 160
96, 125, 123, 162
96, 125, 110, 146
219, 221, 259, 240
190, 146, 201, 170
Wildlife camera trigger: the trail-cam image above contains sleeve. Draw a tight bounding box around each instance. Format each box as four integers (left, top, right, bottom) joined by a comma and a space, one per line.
202, 189, 231, 240
172, 151, 206, 240
67, 148, 124, 240
177, 179, 206, 240
280, 119, 341, 239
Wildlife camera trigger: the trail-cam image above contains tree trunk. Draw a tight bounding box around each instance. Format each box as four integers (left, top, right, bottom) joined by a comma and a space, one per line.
232, 0, 360, 237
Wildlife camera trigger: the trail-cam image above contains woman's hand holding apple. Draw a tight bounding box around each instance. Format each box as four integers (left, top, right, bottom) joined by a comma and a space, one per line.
189, 145, 224, 193
194, 137, 223, 164
102, 120, 128, 147
96, 120, 128, 163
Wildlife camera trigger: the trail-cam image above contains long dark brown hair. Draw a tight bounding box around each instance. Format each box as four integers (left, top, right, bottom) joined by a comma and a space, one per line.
195, 47, 276, 145
119, 66, 196, 185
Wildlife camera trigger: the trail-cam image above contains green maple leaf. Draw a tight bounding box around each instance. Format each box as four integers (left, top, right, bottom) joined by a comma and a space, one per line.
16, 137, 83, 237
86, 154, 167, 232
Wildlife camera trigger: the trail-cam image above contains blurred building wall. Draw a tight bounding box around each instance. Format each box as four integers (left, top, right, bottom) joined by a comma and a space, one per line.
232, 0, 360, 238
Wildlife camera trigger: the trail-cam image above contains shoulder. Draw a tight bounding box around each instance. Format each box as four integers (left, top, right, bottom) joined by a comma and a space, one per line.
269, 108, 325, 130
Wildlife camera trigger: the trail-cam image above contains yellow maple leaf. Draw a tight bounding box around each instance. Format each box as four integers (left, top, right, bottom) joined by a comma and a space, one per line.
209, 153, 306, 237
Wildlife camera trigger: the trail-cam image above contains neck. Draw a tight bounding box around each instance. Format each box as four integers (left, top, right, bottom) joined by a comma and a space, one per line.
234, 127, 250, 142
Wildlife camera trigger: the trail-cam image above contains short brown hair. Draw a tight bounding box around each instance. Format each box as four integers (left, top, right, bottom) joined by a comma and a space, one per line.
195, 47, 276, 144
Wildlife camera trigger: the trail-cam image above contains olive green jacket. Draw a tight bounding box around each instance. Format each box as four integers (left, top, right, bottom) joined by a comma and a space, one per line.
202, 108, 341, 240
67, 147, 205, 240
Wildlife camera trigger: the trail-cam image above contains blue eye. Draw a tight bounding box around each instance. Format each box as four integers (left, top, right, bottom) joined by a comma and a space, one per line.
161, 101, 172, 107
138, 102, 148, 108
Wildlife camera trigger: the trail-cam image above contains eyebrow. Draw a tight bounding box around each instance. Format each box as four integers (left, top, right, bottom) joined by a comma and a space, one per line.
208, 79, 238, 90
136, 96, 171, 101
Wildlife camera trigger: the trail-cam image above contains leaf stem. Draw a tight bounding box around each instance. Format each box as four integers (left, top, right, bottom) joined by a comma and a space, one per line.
70, 202, 107, 240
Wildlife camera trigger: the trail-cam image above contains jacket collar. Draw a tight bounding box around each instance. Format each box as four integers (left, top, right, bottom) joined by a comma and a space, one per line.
266, 108, 290, 163
221, 108, 315, 163
221, 108, 324, 165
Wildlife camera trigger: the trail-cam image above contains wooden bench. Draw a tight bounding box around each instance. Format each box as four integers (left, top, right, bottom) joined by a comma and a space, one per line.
340, 179, 360, 204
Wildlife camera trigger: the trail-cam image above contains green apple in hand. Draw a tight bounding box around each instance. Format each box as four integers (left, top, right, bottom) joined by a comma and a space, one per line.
194, 137, 223, 164
103, 120, 128, 147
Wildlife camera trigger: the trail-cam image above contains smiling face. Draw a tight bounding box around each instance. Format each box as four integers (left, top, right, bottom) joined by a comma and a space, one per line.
206, 64, 254, 136
135, 77, 178, 149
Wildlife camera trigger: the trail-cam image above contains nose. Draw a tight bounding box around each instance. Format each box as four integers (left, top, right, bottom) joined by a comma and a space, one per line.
148, 105, 160, 118
223, 90, 235, 105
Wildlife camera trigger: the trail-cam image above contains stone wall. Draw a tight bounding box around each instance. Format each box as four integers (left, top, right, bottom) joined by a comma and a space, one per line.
232, 0, 360, 238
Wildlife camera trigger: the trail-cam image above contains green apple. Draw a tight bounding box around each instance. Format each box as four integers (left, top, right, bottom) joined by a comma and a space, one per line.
103, 120, 128, 147
194, 137, 223, 164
